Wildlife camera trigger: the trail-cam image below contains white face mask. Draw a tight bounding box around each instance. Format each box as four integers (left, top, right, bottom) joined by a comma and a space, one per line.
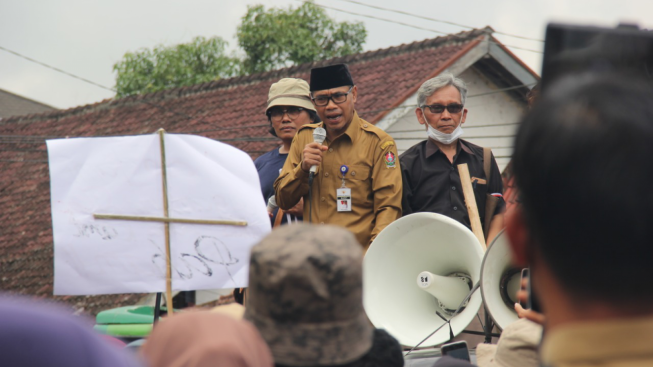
424, 108, 464, 145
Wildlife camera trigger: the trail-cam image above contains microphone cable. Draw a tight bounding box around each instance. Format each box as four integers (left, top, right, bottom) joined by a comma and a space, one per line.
404, 281, 481, 356
308, 172, 315, 223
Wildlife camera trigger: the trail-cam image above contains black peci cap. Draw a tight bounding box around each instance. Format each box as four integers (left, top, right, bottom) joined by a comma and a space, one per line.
310, 64, 355, 92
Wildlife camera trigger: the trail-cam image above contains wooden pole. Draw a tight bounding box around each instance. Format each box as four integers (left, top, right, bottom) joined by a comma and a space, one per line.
158, 129, 174, 316
457, 163, 486, 250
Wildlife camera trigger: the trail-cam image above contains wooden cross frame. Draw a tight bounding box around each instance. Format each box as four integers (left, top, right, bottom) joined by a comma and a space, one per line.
93, 129, 247, 316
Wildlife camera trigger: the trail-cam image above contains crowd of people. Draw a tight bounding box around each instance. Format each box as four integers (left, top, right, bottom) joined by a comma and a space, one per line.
5, 40, 653, 366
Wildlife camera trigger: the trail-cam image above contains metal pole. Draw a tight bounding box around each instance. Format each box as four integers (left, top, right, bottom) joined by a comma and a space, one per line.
153, 292, 162, 325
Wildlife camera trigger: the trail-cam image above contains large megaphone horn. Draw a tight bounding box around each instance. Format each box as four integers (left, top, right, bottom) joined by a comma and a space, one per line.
363, 213, 484, 347
480, 229, 521, 330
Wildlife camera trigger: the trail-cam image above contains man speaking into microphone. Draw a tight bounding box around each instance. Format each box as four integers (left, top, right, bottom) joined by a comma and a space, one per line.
274, 64, 402, 248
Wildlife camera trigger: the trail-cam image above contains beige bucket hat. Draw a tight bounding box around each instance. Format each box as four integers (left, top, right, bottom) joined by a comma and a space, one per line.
266, 78, 316, 112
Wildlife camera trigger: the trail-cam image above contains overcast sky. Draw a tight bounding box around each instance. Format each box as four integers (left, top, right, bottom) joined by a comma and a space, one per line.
1, 0, 651, 110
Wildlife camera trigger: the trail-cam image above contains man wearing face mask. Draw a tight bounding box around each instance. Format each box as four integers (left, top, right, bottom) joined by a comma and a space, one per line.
400, 73, 505, 246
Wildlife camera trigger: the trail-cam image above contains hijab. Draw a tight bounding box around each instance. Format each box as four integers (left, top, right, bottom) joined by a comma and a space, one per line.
0, 296, 142, 367
141, 310, 273, 367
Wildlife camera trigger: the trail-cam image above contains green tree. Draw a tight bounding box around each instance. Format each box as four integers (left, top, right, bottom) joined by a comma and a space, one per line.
237, 2, 366, 74
113, 3, 366, 97
113, 36, 240, 97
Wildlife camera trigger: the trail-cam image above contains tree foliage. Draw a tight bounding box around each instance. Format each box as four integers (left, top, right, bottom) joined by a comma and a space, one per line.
237, 2, 367, 74
113, 2, 367, 97
113, 36, 240, 97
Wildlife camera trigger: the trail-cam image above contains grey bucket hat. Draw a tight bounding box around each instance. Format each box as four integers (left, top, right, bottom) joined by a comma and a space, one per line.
244, 224, 373, 366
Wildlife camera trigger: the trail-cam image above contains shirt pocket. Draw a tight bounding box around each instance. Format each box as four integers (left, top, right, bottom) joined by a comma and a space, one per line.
348, 165, 372, 207
348, 165, 371, 181
471, 177, 487, 194
471, 177, 488, 214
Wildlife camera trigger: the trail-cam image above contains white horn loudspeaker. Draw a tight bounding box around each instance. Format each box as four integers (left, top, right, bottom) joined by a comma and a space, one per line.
363, 213, 484, 347
480, 229, 521, 330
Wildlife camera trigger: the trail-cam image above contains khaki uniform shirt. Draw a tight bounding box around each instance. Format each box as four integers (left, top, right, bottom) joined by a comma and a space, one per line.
274, 112, 402, 248
541, 316, 653, 367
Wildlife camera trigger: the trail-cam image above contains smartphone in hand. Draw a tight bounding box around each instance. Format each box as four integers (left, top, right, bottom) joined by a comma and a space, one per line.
441, 341, 470, 362
521, 268, 541, 313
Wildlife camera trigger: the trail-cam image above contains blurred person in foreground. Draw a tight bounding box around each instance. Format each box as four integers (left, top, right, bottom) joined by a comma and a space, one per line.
501, 83, 540, 213
256, 78, 320, 227
400, 73, 505, 246
475, 318, 542, 367
274, 64, 402, 249
244, 223, 404, 367
141, 311, 273, 367
474, 270, 544, 367
506, 74, 653, 367
0, 296, 142, 367
474, 81, 544, 367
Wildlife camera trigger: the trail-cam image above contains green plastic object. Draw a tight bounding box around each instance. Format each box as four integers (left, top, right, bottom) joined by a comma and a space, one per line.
94, 305, 169, 337
96, 305, 160, 325
93, 323, 153, 337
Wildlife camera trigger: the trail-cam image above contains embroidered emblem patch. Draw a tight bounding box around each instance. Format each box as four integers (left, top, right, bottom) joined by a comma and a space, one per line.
384, 152, 396, 168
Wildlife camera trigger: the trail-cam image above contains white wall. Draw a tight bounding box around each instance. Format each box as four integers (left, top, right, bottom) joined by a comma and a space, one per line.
384, 67, 527, 172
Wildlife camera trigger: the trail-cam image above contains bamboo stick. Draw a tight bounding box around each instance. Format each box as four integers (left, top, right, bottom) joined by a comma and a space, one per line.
457, 163, 486, 250
93, 214, 247, 226
158, 129, 174, 316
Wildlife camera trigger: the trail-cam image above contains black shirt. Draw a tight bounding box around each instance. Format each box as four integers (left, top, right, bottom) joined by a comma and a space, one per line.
399, 138, 505, 230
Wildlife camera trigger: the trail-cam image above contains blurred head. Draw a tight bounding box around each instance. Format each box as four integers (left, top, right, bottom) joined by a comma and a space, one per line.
416, 73, 468, 137
141, 311, 273, 367
508, 74, 653, 309
266, 78, 318, 141
310, 64, 357, 136
526, 82, 540, 109
0, 297, 141, 367
244, 223, 373, 366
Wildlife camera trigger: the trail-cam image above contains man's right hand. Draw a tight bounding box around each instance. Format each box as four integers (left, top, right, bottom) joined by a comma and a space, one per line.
301, 142, 328, 172
514, 277, 546, 325
286, 198, 304, 217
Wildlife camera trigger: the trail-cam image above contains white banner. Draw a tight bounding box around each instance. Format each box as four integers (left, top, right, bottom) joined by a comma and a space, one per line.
47, 133, 270, 295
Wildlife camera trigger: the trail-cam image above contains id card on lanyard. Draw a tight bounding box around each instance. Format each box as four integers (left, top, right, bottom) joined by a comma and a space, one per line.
337, 165, 352, 212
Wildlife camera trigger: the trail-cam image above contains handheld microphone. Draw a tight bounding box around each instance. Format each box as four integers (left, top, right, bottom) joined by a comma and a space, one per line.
309, 127, 327, 175
308, 127, 327, 223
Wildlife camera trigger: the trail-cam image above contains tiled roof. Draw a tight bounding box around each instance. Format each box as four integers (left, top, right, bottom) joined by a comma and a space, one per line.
0, 28, 489, 316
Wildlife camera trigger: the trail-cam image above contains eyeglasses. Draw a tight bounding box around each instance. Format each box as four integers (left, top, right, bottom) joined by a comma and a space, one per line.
311, 86, 354, 107
268, 107, 306, 122
421, 103, 464, 114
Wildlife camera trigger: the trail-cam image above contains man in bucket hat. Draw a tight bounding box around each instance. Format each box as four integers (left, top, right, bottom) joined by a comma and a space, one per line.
234, 78, 320, 305
255, 78, 320, 227
273, 64, 402, 249
244, 223, 403, 367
